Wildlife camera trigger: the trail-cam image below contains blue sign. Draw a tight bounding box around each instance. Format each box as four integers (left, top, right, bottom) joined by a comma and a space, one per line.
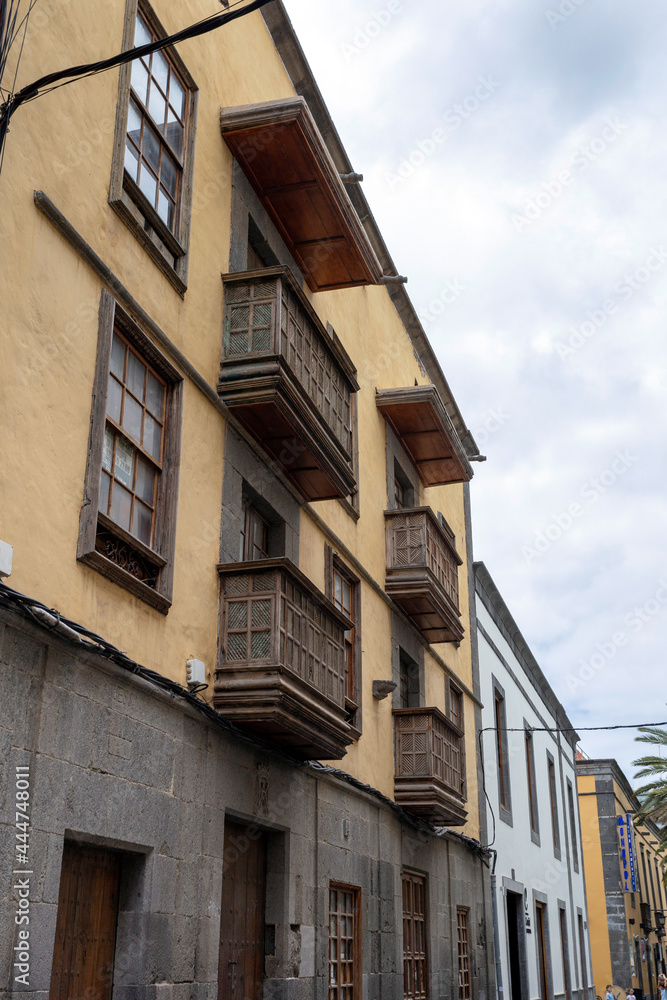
618, 814, 637, 892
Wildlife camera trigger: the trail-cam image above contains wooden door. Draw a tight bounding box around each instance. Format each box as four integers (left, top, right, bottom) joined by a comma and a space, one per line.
49, 842, 121, 1000
402, 872, 428, 999
219, 820, 267, 1000
536, 903, 549, 1000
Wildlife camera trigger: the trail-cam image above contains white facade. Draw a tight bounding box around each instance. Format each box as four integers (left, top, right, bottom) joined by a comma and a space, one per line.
475, 563, 594, 1000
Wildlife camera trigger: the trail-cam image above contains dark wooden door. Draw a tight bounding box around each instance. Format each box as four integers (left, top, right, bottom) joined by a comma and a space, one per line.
49, 842, 121, 1000
219, 820, 267, 1000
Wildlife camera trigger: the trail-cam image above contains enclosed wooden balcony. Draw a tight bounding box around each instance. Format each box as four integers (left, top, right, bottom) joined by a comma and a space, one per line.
220, 97, 383, 292
215, 558, 354, 760
385, 507, 464, 644
376, 385, 473, 486
394, 708, 467, 826
219, 267, 358, 501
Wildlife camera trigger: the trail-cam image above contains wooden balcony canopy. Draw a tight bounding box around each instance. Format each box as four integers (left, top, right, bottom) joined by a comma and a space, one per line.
220, 98, 383, 292
219, 266, 358, 501
215, 558, 354, 760
376, 385, 473, 486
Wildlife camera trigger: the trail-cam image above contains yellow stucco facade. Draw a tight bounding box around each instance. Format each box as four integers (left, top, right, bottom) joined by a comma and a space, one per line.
577, 759, 667, 997
0, 0, 481, 838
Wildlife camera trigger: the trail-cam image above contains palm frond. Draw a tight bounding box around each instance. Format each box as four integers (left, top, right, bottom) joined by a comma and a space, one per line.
635, 727, 667, 745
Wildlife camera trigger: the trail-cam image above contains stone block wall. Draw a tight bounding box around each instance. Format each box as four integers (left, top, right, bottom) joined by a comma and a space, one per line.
0, 604, 493, 1000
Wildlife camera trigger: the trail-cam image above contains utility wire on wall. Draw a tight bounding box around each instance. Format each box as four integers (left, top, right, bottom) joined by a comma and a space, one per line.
0, 0, 275, 171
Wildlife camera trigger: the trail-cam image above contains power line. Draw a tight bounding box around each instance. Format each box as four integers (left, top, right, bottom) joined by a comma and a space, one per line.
0, 0, 275, 167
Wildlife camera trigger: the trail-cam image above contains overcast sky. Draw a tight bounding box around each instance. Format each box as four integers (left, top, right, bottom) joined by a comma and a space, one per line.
283, 0, 667, 783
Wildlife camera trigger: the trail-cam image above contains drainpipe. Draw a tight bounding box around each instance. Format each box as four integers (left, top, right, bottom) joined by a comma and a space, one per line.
490, 850, 504, 1000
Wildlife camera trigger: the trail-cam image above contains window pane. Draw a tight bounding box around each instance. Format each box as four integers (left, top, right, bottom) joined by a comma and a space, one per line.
132, 500, 153, 546
102, 426, 114, 471
152, 49, 169, 93
136, 456, 156, 504
144, 413, 162, 461
142, 123, 160, 172
124, 139, 140, 180
130, 59, 149, 105
148, 81, 167, 127
110, 333, 126, 378
99, 470, 111, 513
134, 13, 152, 47
146, 372, 164, 418
169, 74, 185, 119
123, 393, 143, 443
114, 436, 135, 489
107, 374, 122, 422
110, 482, 132, 531
157, 190, 174, 228
127, 98, 142, 140
138, 163, 157, 205
161, 149, 178, 197
127, 350, 146, 400
164, 107, 183, 158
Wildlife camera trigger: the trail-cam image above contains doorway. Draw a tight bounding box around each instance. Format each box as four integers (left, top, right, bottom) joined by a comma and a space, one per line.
219, 819, 268, 1000
506, 891, 526, 1000
49, 841, 122, 1000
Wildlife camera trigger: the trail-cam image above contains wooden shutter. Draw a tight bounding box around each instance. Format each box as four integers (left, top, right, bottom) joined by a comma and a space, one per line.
49, 842, 121, 1000
402, 872, 428, 999
219, 820, 267, 1000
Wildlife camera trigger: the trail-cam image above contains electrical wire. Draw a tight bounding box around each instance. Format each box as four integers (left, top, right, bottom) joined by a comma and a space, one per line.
0, 579, 491, 856
476, 721, 667, 851
0, 0, 274, 167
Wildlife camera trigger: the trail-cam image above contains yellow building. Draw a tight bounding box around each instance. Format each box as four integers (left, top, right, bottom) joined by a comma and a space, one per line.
0, 2, 494, 997
577, 757, 667, 999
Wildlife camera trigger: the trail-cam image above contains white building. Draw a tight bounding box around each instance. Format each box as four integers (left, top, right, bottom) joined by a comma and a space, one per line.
474, 563, 594, 1000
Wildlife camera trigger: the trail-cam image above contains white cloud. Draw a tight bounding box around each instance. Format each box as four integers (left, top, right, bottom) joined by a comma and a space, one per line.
283, 0, 667, 783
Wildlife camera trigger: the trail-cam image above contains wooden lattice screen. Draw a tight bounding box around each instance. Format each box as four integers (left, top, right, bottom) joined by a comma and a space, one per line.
395, 709, 463, 796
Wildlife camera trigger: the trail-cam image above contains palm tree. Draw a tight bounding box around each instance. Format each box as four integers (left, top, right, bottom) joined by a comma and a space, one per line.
633, 727, 667, 848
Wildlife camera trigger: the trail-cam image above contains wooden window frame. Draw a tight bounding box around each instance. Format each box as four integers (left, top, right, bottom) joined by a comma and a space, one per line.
547, 752, 561, 859
241, 499, 271, 561
329, 882, 362, 1000
446, 678, 467, 802
77, 290, 183, 613
567, 779, 579, 872
525, 725, 540, 845
399, 649, 421, 709
493, 677, 512, 825
457, 907, 471, 1000
109, 0, 198, 295
402, 870, 429, 1000
335, 353, 360, 521
325, 546, 362, 736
